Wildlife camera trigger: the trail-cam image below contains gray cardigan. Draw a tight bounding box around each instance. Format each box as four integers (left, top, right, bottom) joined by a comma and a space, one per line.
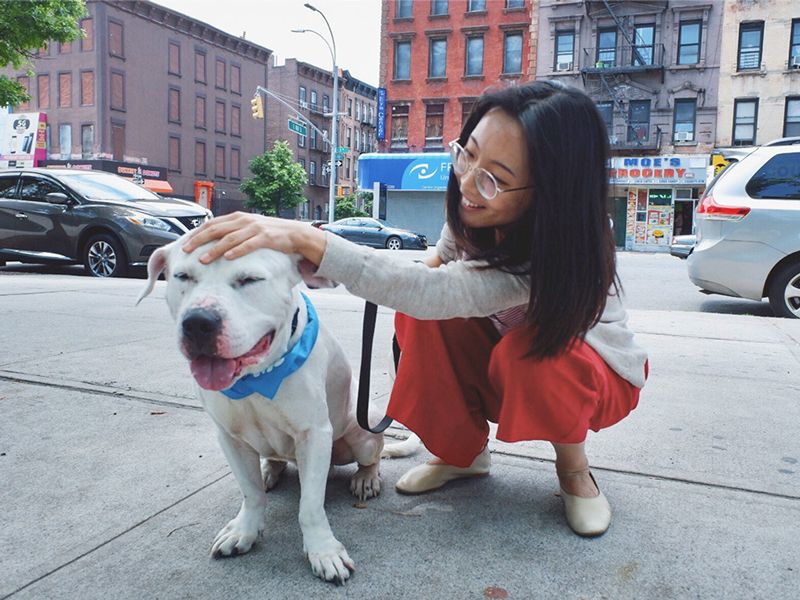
316, 226, 648, 389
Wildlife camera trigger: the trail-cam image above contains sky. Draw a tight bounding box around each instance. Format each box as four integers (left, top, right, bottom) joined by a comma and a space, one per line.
156, 0, 382, 86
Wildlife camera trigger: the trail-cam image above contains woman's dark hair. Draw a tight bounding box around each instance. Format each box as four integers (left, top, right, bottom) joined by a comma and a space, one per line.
447, 80, 618, 359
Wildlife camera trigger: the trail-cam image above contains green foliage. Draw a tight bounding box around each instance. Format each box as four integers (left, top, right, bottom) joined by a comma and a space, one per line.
0, 0, 86, 106
333, 191, 375, 220
240, 140, 308, 216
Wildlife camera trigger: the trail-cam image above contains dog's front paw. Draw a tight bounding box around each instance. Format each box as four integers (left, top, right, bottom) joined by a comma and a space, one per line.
350, 463, 381, 501
304, 537, 355, 584
210, 513, 264, 558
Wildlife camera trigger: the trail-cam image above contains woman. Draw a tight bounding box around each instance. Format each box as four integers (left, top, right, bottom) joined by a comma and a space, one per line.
183, 81, 648, 538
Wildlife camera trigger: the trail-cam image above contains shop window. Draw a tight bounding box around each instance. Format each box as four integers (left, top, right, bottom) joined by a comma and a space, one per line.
394, 41, 411, 80
503, 32, 523, 74
627, 100, 650, 142
733, 99, 758, 146
465, 36, 484, 76
677, 20, 701, 65
673, 99, 696, 142
429, 38, 447, 78
737, 22, 763, 71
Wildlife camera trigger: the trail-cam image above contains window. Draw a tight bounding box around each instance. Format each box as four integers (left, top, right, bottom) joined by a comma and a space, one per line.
215, 145, 225, 178
231, 64, 241, 94
195, 51, 206, 83
461, 100, 475, 127
396, 0, 412, 18
346, 126, 352, 147
81, 18, 93, 52
16, 76, 30, 110
746, 154, 800, 199
555, 31, 574, 70
596, 101, 613, 138
627, 100, 651, 142
195, 95, 206, 128
348, 98, 353, 116
429, 38, 447, 78
310, 127, 317, 149
37, 74, 50, 109
597, 28, 617, 67
790, 19, 800, 68
677, 20, 701, 65
81, 124, 93, 159
785, 98, 800, 137
0, 176, 18, 198
354, 129, 360, 151
431, 0, 448, 16
59, 73, 72, 108
503, 32, 523, 74
506, 0, 524, 8
169, 88, 181, 123
309, 160, 317, 185
169, 42, 180, 75
215, 100, 225, 133
110, 71, 124, 110
195, 140, 206, 174
169, 136, 181, 172
231, 104, 240, 136
465, 36, 484, 76
394, 41, 411, 80
298, 129, 305, 148
311, 90, 318, 111
299, 86, 307, 107
80, 71, 94, 106
732, 99, 758, 146
391, 104, 409, 147
111, 123, 124, 161
215, 58, 226, 89
60, 41, 72, 54
231, 147, 241, 179
738, 22, 763, 70
633, 24, 655, 66
323, 94, 330, 113
425, 103, 444, 147
19, 176, 64, 202
109, 20, 123, 57
673, 98, 696, 142
59, 124, 72, 158
345, 157, 351, 179
468, 0, 486, 11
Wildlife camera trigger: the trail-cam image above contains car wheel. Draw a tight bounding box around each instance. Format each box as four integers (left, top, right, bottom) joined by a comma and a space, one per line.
767, 261, 800, 318
83, 233, 128, 278
385, 236, 403, 250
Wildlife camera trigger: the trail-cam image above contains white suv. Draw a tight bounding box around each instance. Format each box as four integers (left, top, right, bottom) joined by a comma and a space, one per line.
687, 138, 800, 317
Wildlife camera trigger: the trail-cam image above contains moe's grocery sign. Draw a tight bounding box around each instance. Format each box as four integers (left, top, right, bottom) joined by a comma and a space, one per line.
609, 155, 708, 185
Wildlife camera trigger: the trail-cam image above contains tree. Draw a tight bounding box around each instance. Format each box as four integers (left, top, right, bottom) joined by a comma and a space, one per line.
333, 192, 373, 220
240, 140, 308, 216
0, 0, 86, 107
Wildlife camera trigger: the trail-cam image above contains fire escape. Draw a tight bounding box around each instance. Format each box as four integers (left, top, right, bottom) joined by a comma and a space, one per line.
580, 0, 668, 153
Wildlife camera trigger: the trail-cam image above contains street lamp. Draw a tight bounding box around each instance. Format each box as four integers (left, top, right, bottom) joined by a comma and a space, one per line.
294, 3, 338, 223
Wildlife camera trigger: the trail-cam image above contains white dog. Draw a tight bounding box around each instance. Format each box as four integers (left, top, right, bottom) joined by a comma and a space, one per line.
137, 238, 384, 584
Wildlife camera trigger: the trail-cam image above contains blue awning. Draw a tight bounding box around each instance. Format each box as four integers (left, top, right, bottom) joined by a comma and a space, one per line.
358, 152, 450, 191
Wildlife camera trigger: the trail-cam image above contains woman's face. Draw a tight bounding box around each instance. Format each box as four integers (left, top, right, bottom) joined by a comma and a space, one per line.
456, 107, 533, 229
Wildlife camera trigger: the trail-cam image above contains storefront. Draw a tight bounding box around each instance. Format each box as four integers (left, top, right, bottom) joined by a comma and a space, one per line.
38, 159, 174, 195
608, 154, 710, 252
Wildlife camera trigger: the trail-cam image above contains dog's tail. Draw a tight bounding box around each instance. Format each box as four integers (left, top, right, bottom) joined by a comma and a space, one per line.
381, 432, 421, 458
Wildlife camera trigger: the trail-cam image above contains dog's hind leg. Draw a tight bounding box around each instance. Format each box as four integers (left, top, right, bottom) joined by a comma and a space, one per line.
262, 459, 287, 491
210, 430, 268, 558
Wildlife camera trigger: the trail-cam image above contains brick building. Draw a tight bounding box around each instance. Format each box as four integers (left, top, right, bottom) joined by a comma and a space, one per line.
4, 0, 271, 213
379, 0, 532, 152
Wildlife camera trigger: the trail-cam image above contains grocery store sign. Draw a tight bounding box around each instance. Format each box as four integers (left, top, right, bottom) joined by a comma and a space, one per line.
609, 155, 708, 185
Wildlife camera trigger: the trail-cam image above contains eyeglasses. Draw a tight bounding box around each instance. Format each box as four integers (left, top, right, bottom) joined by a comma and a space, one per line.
448, 139, 534, 201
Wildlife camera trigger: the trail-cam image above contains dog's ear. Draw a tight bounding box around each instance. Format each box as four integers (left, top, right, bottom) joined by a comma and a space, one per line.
136, 245, 171, 305
292, 255, 337, 289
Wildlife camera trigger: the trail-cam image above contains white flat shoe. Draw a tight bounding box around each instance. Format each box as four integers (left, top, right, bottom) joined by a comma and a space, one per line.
560, 472, 611, 537
395, 446, 491, 495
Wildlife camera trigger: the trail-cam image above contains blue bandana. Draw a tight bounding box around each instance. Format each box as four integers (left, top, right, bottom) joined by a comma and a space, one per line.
221, 293, 318, 400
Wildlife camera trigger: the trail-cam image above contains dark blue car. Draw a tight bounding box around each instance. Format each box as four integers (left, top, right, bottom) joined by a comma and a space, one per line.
321, 217, 427, 250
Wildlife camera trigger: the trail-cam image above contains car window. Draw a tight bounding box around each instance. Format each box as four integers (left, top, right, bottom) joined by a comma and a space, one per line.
18, 176, 65, 202
361, 220, 380, 229
0, 175, 19, 198
58, 172, 161, 201
746, 153, 800, 200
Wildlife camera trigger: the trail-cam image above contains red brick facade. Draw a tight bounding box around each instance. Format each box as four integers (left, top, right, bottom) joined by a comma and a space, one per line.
379, 0, 532, 153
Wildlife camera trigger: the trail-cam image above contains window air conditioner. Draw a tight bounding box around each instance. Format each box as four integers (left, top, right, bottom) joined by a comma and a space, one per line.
299, 101, 308, 109
791, 55, 800, 68
556, 61, 573, 72
674, 131, 692, 142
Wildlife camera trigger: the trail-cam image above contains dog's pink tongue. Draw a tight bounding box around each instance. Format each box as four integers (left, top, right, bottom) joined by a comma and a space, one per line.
190, 356, 238, 391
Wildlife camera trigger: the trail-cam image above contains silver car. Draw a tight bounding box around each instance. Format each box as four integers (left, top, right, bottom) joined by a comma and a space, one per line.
0, 168, 211, 277
687, 138, 800, 317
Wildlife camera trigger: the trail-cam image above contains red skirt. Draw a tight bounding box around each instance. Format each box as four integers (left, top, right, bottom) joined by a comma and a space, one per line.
386, 313, 644, 468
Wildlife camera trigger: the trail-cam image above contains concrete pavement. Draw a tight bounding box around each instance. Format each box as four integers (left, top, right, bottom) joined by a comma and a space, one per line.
0, 268, 798, 599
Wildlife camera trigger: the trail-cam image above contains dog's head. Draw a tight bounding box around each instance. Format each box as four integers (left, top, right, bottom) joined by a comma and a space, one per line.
137, 236, 333, 392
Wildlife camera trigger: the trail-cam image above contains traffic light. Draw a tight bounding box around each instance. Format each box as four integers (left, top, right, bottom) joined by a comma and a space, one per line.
251, 94, 264, 119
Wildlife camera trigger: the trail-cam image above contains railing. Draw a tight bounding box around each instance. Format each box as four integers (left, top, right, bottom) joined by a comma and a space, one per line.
609, 127, 663, 152
581, 44, 665, 73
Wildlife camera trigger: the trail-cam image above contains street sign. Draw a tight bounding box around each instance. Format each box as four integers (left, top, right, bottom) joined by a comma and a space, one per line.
335, 152, 344, 161
288, 119, 307, 136
336, 146, 348, 153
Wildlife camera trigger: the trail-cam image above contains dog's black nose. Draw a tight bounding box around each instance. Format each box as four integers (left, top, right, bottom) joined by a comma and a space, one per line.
182, 308, 222, 352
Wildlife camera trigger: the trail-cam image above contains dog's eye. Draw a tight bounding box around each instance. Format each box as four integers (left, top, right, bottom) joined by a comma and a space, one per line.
174, 272, 194, 283
235, 276, 263, 288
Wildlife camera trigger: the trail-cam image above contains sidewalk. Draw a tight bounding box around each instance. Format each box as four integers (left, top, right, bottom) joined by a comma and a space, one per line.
0, 274, 798, 599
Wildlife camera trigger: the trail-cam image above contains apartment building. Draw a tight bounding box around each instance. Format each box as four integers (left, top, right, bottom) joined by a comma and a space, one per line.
4, 0, 272, 213
267, 59, 377, 221
379, 0, 533, 152
716, 0, 800, 147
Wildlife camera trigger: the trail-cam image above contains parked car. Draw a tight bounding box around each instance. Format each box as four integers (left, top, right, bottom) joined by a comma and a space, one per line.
320, 217, 427, 250
0, 168, 211, 277
687, 137, 800, 317
669, 234, 696, 259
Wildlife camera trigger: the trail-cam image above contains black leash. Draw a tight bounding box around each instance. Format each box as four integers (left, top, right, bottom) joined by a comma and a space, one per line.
357, 301, 395, 433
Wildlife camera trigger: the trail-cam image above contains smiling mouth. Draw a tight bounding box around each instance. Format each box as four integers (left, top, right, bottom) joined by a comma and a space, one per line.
461, 198, 485, 209
189, 330, 275, 391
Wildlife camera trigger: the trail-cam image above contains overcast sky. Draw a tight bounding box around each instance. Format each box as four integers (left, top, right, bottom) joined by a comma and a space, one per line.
156, 0, 382, 87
